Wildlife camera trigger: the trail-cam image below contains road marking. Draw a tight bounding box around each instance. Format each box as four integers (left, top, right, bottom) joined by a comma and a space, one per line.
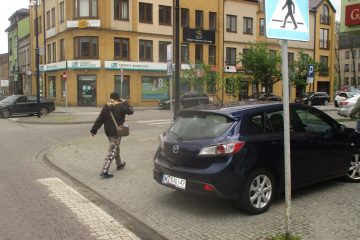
36, 178, 140, 240
148, 122, 171, 125
137, 119, 171, 123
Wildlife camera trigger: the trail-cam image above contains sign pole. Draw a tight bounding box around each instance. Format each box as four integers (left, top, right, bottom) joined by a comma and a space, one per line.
281, 40, 292, 237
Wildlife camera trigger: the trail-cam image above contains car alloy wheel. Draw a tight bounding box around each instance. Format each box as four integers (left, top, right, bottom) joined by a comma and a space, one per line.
238, 168, 275, 214
324, 100, 329, 105
40, 107, 49, 116
1, 108, 11, 118
345, 152, 360, 182
307, 100, 312, 106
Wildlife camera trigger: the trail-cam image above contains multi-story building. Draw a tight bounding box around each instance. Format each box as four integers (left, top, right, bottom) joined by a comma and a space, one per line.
339, 0, 360, 88
28, 0, 337, 107
0, 53, 9, 95
6, 8, 29, 94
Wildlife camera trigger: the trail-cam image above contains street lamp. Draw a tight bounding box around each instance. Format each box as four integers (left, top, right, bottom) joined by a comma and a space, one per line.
29, 0, 41, 118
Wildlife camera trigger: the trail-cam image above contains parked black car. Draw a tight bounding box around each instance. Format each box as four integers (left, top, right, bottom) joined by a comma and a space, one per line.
158, 92, 210, 109
153, 102, 360, 214
295, 92, 330, 106
0, 95, 55, 118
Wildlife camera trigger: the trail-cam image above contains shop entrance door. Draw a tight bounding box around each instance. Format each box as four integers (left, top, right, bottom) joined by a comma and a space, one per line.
78, 75, 96, 106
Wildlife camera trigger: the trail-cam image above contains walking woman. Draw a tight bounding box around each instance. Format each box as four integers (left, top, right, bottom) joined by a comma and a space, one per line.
90, 92, 134, 178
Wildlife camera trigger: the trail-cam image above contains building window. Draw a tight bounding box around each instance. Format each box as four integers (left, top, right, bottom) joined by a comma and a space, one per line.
60, 39, 65, 61
114, 38, 129, 60
320, 28, 329, 49
74, 0, 98, 18
141, 76, 169, 100
181, 8, 189, 27
48, 76, 56, 98
259, 18, 265, 35
226, 47, 236, 66
351, 64, 355, 72
60, 2, 65, 22
319, 56, 329, 76
195, 44, 203, 63
159, 5, 171, 25
47, 44, 52, 63
51, 8, 56, 27
139, 2, 152, 23
46, 10, 51, 29
345, 51, 350, 59
208, 45, 216, 65
226, 78, 234, 94
61, 77, 66, 98
115, 75, 130, 99
159, 41, 170, 62
114, 0, 129, 20
352, 50, 357, 58
320, 5, 330, 24
74, 37, 98, 59
288, 52, 294, 65
209, 12, 216, 30
52, 42, 56, 62
181, 43, 189, 63
139, 40, 152, 61
345, 64, 349, 72
243, 17, 253, 34
226, 15, 237, 32
195, 10, 203, 29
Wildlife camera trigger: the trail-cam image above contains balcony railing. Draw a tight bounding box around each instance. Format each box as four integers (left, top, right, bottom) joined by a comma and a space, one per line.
320, 15, 331, 25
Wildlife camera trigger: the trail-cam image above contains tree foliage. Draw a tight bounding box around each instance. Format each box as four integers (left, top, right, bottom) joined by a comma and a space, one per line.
239, 42, 281, 95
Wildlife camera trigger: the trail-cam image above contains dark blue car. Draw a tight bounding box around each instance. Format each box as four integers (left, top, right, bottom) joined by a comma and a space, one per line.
153, 103, 360, 214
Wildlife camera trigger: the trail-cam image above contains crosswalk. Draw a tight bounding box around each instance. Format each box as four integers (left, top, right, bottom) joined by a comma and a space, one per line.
137, 119, 172, 127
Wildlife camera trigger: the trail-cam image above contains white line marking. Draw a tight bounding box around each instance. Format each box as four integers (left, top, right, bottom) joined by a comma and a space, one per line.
148, 122, 171, 125
36, 178, 140, 240
137, 119, 170, 123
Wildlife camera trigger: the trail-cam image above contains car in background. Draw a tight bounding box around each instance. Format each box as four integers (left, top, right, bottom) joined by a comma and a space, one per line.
247, 92, 281, 101
334, 91, 357, 107
295, 92, 330, 106
158, 92, 210, 109
153, 102, 360, 214
338, 95, 360, 118
0, 95, 55, 118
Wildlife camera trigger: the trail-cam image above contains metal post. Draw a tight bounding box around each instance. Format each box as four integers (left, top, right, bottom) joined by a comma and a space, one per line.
120, 68, 124, 99
173, 0, 180, 120
281, 40, 292, 237
34, 0, 41, 118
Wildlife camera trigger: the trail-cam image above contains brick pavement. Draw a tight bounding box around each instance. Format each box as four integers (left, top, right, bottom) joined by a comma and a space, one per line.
43, 118, 360, 240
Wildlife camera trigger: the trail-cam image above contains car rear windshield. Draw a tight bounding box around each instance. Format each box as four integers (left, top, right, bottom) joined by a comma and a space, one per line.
170, 112, 234, 140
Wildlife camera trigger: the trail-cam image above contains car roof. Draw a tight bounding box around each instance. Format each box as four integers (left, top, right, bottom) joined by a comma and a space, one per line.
180, 102, 294, 120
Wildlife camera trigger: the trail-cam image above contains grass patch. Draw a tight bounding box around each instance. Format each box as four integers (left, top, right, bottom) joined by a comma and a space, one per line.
265, 233, 302, 240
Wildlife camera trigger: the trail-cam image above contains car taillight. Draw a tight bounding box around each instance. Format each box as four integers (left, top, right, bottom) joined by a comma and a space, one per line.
198, 141, 245, 156
341, 101, 349, 106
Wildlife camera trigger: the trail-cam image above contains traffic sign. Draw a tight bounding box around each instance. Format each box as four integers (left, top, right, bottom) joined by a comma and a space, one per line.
62, 71, 67, 80
306, 64, 314, 84
265, 0, 309, 41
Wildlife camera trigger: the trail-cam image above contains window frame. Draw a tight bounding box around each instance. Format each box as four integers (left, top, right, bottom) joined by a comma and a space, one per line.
181, 43, 189, 63
226, 47, 236, 66
51, 7, 56, 28
181, 8, 189, 27
243, 17, 253, 35
159, 41, 171, 62
60, 39, 65, 61
74, 0, 98, 19
60, 1, 65, 22
74, 36, 99, 59
195, 10, 203, 29
139, 39, 153, 61
114, 0, 129, 21
139, 2, 153, 23
159, 5, 171, 25
209, 12, 216, 31
195, 44, 203, 64
226, 15, 237, 33
208, 45, 216, 65
114, 37, 130, 60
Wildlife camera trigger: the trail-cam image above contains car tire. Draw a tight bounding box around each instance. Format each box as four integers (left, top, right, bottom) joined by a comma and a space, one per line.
323, 100, 329, 105
334, 101, 339, 107
1, 108, 11, 119
40, 107, 49, 116
343, 151, 360, 183
237, 168, 275, 215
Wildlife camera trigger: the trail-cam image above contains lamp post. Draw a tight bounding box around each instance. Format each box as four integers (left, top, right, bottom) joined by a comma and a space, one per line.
30, 0, 41, 118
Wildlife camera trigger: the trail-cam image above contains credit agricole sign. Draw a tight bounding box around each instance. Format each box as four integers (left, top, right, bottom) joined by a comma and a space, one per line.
346, 3, 360, 26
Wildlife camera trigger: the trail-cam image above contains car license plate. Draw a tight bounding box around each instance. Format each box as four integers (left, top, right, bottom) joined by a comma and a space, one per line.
162, 174, 186, 190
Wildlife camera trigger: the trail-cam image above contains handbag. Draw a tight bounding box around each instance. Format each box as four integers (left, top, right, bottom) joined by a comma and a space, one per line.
110, 111, 129, 137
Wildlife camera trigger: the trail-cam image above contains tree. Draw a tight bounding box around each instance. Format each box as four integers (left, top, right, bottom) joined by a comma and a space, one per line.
239, 42, 281, 95
288, 49, 319, 97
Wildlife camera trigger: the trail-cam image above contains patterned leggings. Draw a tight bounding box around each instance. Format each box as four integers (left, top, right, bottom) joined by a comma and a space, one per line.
102, 136, 122, 173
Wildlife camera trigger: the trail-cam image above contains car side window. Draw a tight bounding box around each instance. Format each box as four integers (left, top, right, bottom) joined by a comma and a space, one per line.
241, 114, 263, 135
295, 109, 332, 133
265, 111, 295, 132
17, 96, 27, 102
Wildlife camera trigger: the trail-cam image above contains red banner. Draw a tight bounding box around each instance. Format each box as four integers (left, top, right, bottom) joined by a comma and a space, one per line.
346, 3, 360, 26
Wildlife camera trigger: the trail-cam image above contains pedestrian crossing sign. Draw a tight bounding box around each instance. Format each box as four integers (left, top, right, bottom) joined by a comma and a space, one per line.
265, 0, 309, 41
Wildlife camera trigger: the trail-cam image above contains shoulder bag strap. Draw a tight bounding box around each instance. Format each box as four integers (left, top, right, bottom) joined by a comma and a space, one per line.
109, 111, 120, 127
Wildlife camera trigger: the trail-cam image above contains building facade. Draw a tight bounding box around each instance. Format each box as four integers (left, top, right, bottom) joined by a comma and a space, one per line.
339, 0, 360, 88
28, 0, 337, 107
0, 53, 9, 95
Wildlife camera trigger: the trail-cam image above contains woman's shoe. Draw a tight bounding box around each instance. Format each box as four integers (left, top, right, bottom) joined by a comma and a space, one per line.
117, 162, 126, 170
100, 172, 114, 178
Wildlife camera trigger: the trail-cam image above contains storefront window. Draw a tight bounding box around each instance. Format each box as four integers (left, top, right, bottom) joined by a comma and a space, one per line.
141, 76, 169, 100
115, 75, 130, 99
48, 76, 56, 98
61, 78, 66, 98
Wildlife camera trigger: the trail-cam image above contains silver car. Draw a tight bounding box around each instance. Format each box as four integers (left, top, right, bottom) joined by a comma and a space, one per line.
337, 95, 360, 118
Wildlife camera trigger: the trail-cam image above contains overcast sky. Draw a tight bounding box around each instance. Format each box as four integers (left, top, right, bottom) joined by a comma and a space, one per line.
0, 0, 341, 54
